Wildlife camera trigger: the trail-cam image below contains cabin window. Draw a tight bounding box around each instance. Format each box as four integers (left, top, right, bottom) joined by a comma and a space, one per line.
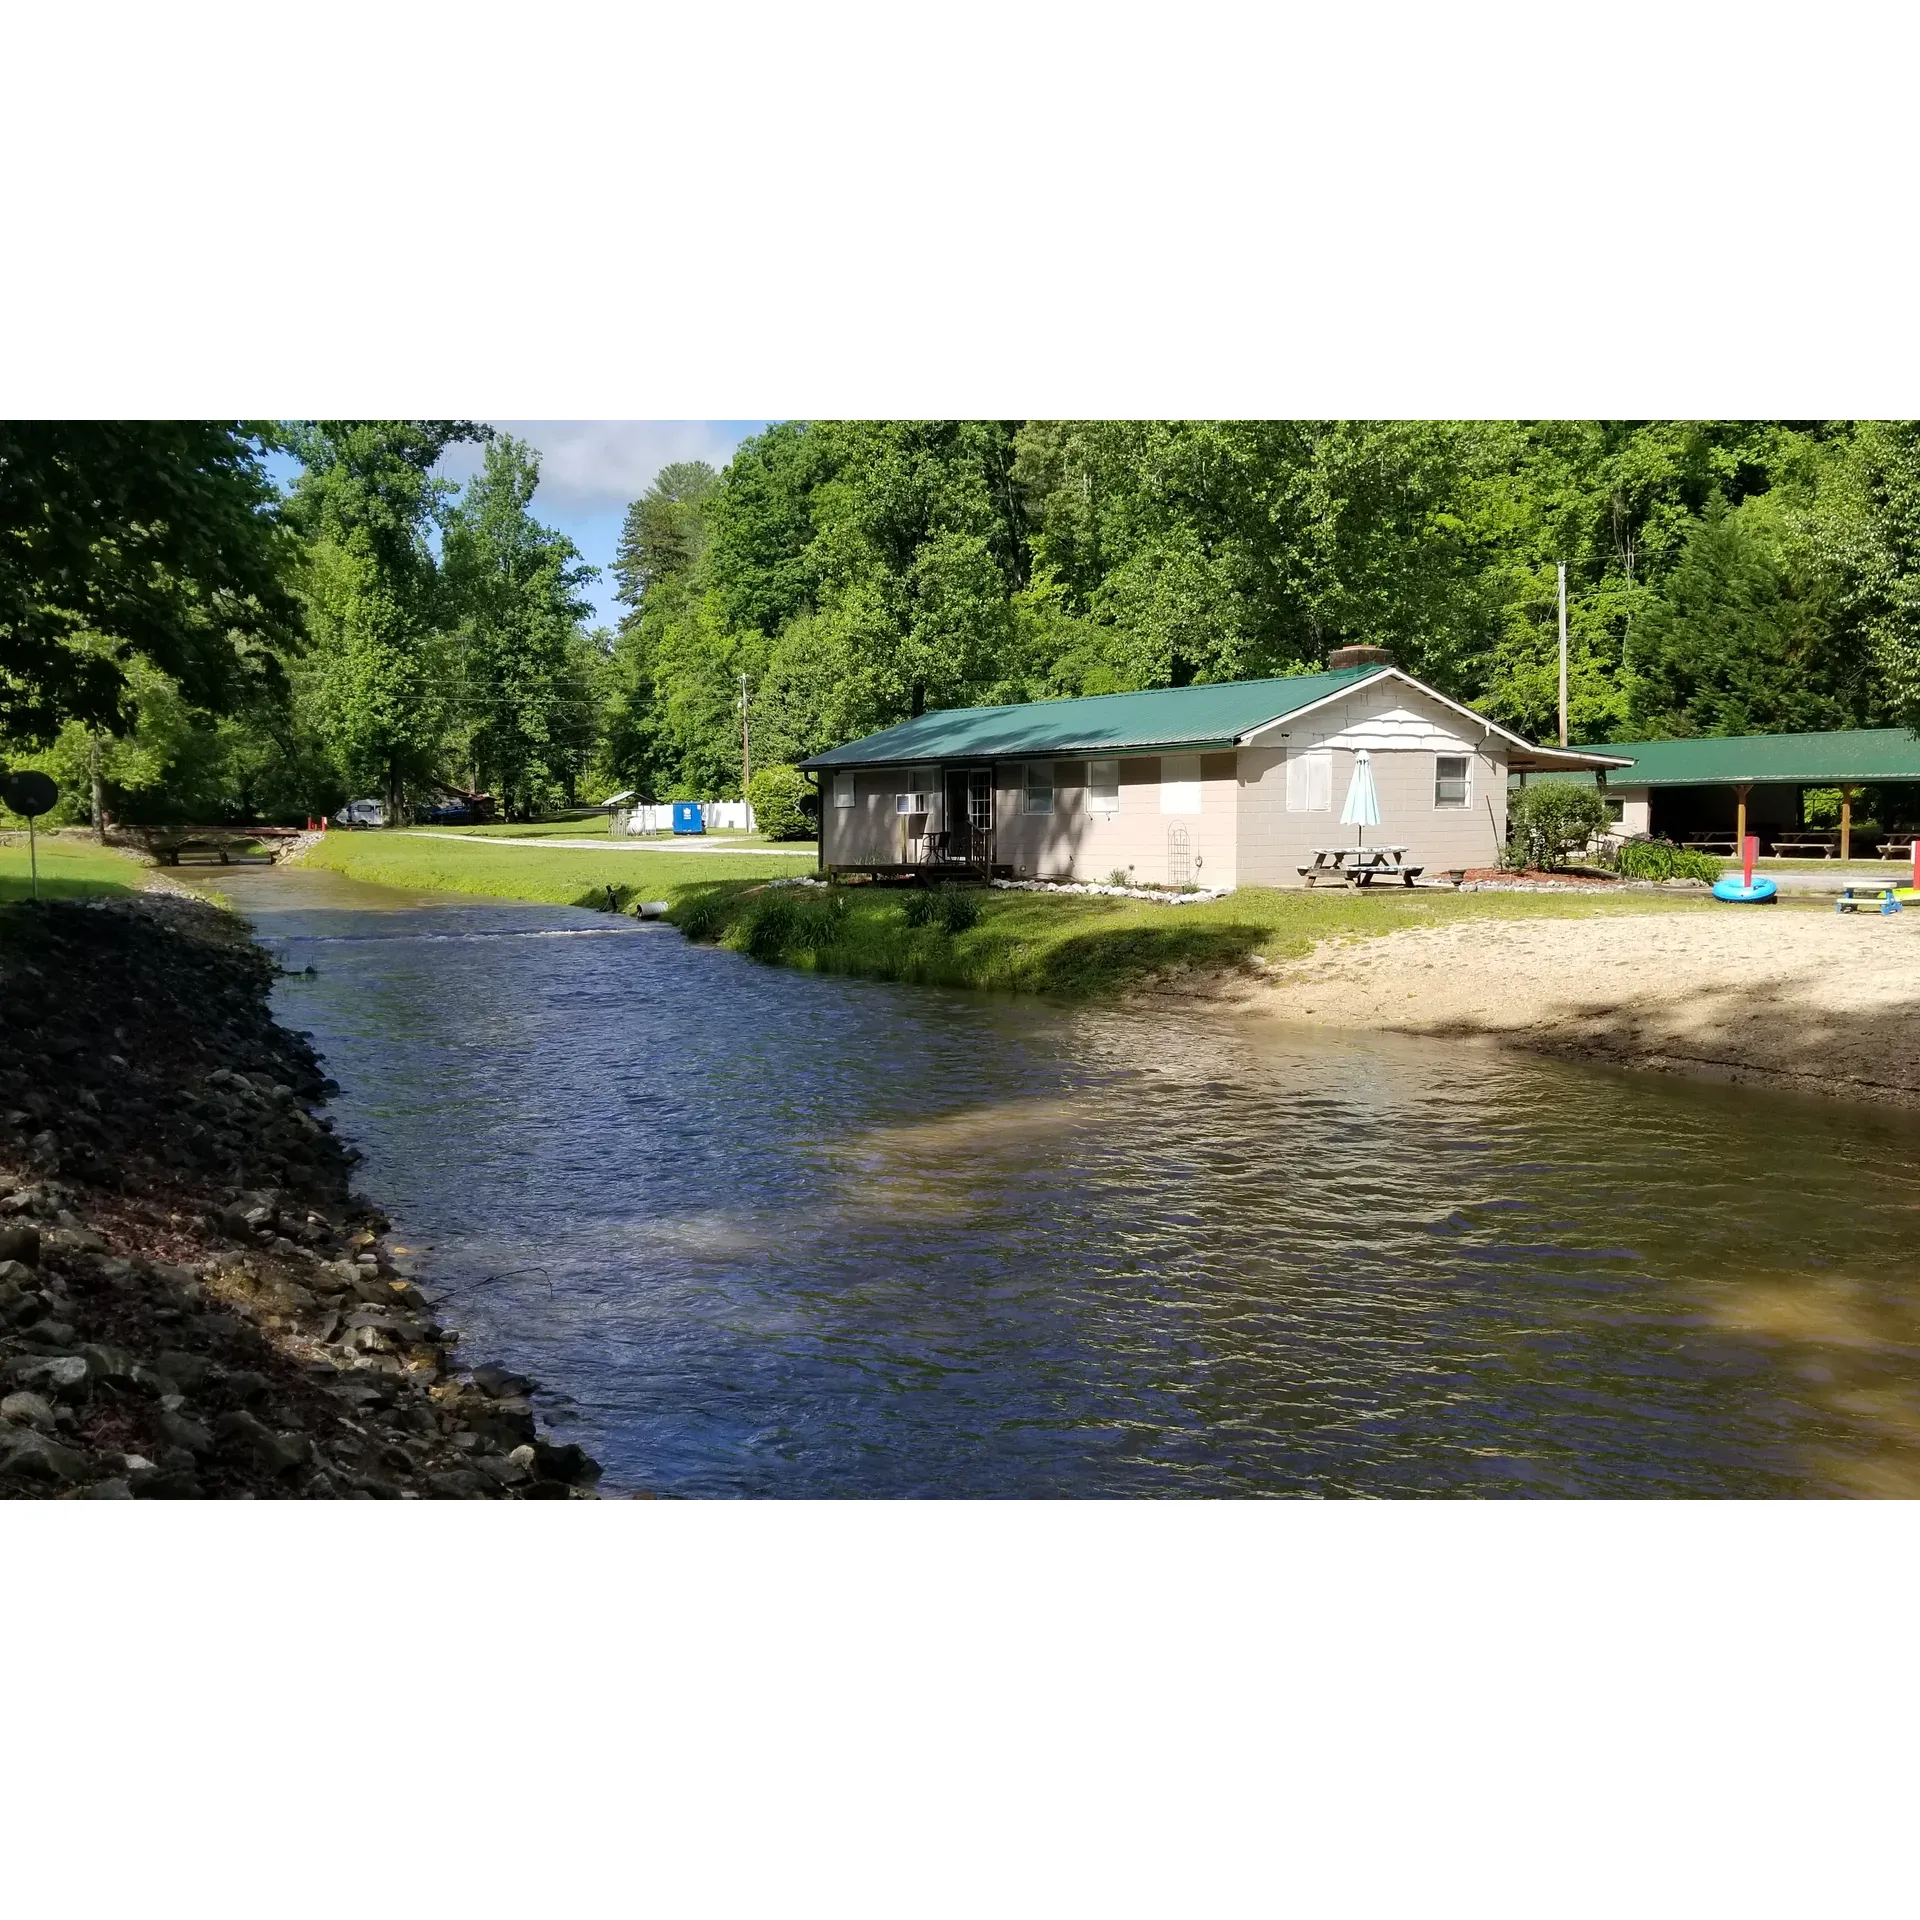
1434, 754, 1470, 808
1160, 753, 1202, 814
1087, 759, 1120, 814
1023, 762, 1054, 815
1285, 748, 1332, 812
834, 773, 856, 809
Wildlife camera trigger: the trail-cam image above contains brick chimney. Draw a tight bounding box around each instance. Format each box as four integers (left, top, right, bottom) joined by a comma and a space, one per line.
1326, 645, 1395, 671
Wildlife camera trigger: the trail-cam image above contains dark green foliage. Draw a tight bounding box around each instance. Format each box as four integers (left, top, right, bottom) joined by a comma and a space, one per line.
1614, 840, 1723, 883
737, 886, 850, 961
901, 884, 981, 933
602, 420, 1920, 811
1506, 783, 1612, 869
1626, 499, 1862, 736
673, 890, 731, 943
745, 763, 814, 839
440, 435, 600, 817
0, 422, 305, 744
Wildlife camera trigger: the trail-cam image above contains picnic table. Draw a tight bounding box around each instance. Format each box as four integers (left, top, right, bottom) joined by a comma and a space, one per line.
1772, 829, 1841, 857
1299, 845, 1424, 888
1683, 836, 1739, 855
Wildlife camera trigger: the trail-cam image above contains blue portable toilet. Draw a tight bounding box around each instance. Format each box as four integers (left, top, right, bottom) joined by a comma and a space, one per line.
671, 801, 705, 836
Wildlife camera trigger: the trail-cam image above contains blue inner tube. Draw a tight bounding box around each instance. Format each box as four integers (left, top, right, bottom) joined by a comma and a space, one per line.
1712, 876, 1778, 903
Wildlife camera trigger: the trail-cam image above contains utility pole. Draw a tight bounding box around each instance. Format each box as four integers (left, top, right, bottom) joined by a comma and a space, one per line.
1557, 562, 1569, 748
740, 671, 751, 804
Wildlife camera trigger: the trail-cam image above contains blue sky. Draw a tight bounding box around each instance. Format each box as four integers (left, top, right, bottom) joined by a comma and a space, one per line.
269, 421, 769, 630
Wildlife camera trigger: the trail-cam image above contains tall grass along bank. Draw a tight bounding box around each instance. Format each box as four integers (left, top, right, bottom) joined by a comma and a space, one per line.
673, 878, 1715, 998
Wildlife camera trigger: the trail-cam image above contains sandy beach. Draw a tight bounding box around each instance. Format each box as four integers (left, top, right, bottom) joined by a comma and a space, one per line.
1244, 905, 1920, 1108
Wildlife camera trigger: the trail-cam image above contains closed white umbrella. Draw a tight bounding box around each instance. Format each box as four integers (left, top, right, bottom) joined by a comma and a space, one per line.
1341, 748, 1382, 847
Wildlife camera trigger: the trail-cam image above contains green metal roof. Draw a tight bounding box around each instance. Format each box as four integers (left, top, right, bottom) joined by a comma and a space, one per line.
797, 667, 1385, 769
1587, 727, 1920, 788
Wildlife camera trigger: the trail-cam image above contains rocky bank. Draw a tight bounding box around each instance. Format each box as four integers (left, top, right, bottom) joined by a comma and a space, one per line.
0, 894, 603, 1498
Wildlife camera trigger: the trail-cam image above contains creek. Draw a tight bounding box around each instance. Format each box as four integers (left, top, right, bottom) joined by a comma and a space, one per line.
212, 863, 1920, 1497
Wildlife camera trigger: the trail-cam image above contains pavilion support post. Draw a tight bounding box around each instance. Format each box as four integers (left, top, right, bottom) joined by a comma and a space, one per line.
1735, 783, 1751, 855
1840, 786, 1857, 863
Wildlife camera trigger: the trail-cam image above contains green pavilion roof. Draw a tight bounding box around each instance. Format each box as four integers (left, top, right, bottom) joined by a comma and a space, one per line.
1591, 728, 1920, 788
797, 668, 1384, 769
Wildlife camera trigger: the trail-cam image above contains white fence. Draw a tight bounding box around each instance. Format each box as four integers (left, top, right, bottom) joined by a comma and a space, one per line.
612, 801, 757, 836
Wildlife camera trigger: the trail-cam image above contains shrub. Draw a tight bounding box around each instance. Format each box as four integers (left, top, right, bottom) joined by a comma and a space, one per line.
675, 892, 730, 942
1105, 868, 1131, 887
1615, 839, 1723, 883
1506, 783, 1611, 870
746, 764, 815, 841
739, 886, 849, 961
901, 884, 980, 933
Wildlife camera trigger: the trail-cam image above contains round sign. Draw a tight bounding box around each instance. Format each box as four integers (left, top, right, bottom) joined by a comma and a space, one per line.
1, 771, 58, 818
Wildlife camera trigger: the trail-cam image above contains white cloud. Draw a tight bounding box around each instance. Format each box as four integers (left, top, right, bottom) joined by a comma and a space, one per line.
436, 420, 768, 512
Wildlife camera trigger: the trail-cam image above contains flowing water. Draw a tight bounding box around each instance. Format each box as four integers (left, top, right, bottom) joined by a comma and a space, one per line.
212, 864, 1920, 1498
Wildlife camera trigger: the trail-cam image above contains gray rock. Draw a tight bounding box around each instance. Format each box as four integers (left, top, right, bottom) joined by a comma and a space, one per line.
531, 1440, 601, 1486
1, 1390, 57, 1429
427, 1468, 489, 1498
0, 1427, 96, 1483
213, 1409, 308, 1474
473, 1364, 535, 1399
31, 1320, 77, 1348
0, 1224, 40, 1265
153, 1350, 215, 1394
130, 1466, 201, 1499
78, 1343, 137, 1383
83, 1478, 134, 1499
40, 1226, 107, 1256
0, 1258, 36, 1291
156, 1409, 215, 1456
5, 1354, 89, 1398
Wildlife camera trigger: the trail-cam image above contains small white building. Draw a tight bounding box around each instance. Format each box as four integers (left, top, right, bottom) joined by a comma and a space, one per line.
799, 648, 1626, 887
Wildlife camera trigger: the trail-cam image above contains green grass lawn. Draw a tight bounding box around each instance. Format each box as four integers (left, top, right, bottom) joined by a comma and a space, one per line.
412, 820, 816, 851
302, 827, 808, 907
302, 830, 1727, 999
674, 876, 1720, 997
0, 833, 148, 903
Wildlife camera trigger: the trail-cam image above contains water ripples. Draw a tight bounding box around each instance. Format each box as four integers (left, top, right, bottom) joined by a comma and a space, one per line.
218, 864, 1920, 1498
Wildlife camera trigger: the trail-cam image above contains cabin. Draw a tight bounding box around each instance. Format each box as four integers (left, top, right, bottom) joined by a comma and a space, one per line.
797, 648, 1626, 888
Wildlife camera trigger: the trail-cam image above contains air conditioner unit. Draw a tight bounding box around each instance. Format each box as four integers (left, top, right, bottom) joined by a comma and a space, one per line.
895, 792, 931, 815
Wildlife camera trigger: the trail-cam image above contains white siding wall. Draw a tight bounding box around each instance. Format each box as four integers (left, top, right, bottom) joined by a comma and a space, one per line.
991, 754, 1238, 885
1610, 787, 1651, 837
1237, 684, 1507, 884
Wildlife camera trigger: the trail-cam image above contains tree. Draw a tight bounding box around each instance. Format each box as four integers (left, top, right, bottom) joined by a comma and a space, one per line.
1817, 422, 1920, 731
745, 763, 813, 839
613, 461, 718, 606
440, 434, 598, 817
285, 420, 486, 820
1627, 496, 1865, 736
0, 421, 303, 744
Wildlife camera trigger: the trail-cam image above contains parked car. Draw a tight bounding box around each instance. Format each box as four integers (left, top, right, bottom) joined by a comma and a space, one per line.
333, 798, 386, 828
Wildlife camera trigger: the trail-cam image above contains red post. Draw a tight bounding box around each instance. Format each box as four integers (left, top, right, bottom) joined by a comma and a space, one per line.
1743, 835, 1758, 888
1912, 837, 1918, 891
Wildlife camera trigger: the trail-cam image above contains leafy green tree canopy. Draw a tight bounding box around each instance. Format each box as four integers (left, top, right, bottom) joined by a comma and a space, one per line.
0, 421, 303, 744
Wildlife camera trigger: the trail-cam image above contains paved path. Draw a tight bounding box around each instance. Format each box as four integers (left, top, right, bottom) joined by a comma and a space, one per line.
400, 831, 818, 856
